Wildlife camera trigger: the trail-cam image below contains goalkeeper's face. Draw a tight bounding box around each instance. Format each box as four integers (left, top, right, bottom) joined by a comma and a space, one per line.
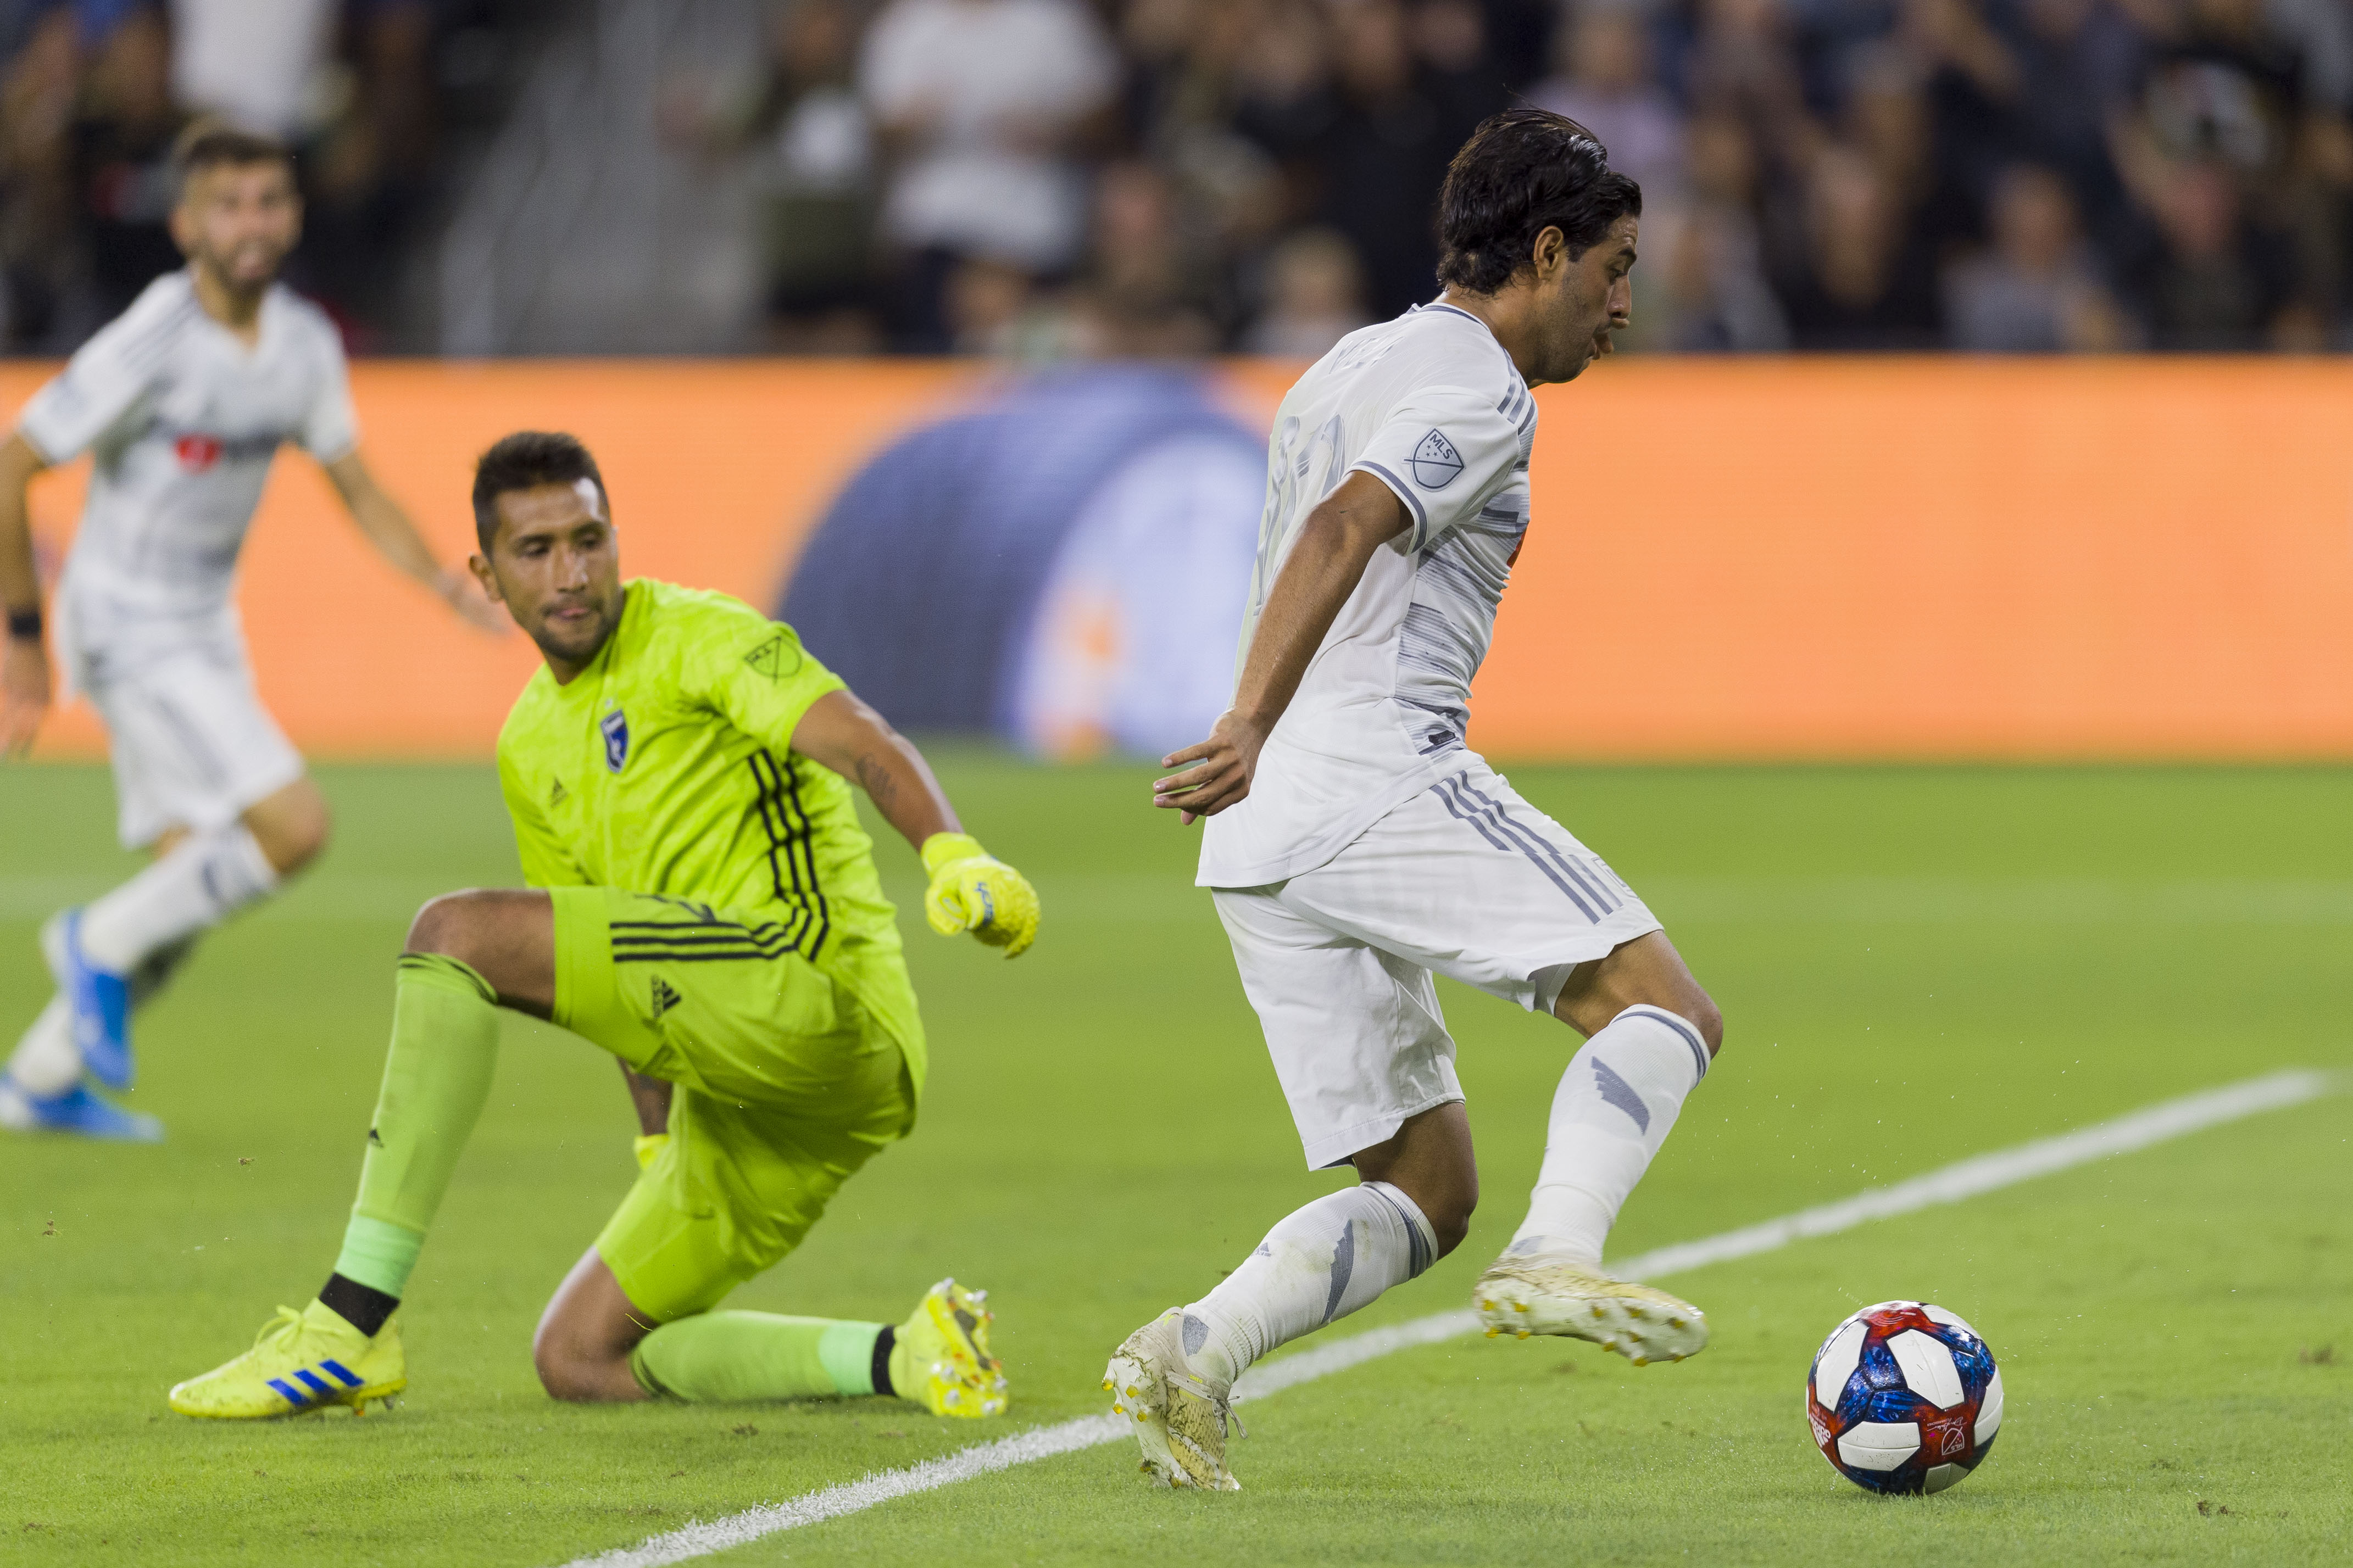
474, 478, 626, 678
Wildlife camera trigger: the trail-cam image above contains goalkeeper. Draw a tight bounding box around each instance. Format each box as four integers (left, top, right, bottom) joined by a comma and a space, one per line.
170, 431, 1040, 1420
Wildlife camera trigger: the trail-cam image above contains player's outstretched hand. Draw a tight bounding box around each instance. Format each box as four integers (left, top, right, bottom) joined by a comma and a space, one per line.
437, 563, 513, 635
921, 833, 1040, 958
1, 638, 51, 758
1153, 707, 1264, 824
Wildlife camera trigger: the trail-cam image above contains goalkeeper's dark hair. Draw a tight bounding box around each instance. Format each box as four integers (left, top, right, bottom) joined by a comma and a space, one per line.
1436, 109, 1642, 296
472, 431, 609, 552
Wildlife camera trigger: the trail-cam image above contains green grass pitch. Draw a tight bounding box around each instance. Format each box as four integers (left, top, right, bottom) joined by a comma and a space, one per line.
3, 758, 2348, 1566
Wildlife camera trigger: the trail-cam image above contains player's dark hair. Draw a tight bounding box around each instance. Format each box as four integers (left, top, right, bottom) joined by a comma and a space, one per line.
173, 121, 295, 195
472, 432, 609, 552
1436, 109, 1642, 295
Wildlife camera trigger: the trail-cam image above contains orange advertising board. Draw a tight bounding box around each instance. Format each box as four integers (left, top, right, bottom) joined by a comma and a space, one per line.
1475, 358, 2353, 759
10, 357, 2353, 762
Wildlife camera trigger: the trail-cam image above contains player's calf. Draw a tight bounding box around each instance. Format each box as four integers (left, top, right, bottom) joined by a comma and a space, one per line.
242, 776, 333, 877
1352, 1101, 1477, 1257
1551, 930, 1723, 1056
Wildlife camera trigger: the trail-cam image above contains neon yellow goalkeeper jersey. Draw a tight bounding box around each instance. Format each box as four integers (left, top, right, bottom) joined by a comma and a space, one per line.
495, 578, 923, 1088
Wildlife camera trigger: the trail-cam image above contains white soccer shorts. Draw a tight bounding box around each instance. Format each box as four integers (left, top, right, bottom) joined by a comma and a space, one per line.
1211, 756, 1663, 1170
79, 633, 305, 851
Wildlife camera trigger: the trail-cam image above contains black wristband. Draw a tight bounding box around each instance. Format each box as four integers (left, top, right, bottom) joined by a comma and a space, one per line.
4, 606, 38, 641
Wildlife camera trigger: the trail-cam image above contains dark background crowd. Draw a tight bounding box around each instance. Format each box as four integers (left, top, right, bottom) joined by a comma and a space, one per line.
5, 0, 2350, 356
0, 0, 548, 353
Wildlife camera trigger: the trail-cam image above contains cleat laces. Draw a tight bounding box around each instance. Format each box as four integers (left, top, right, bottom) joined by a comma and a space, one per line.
257, 1305, 308, 1351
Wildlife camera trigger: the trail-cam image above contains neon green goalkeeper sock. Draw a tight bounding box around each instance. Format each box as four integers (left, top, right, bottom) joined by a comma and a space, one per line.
630, 1313, 888, 1402
330, 954, 502, 1298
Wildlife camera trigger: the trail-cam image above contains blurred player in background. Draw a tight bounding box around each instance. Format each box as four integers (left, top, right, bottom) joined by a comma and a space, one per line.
169, 432, 1037, 1421
0, 125, 504, 1141
1108, 110, 1725, 1489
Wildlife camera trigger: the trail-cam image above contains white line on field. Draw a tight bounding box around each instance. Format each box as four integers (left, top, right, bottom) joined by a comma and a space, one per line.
561, 1067, 2335, 1568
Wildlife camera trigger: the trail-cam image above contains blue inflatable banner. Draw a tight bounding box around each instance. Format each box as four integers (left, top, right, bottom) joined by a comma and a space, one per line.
780, 367, 1266, 759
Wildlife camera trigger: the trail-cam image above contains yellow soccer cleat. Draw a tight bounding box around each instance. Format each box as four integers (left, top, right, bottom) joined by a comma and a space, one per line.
890, 1277, 1008, 1418
1104, 1308, 1243, 1491
919, 833, 1040, 957
1472, 1251, 1709, 1366
169, 1300, 406, 1419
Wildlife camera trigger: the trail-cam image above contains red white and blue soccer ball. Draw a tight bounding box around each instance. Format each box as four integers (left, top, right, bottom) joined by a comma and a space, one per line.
1806, 1300, 2002, 1495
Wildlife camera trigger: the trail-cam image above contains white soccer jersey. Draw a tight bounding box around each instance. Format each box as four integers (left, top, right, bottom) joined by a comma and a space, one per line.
1198, 301, 1537, 889
19, 270, 357, 623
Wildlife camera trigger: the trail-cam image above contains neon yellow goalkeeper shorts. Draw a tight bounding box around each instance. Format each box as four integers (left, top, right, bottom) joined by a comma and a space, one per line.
550, 886, 916, 1321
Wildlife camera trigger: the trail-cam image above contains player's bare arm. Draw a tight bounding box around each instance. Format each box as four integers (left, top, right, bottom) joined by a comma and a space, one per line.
1153, 471, 1408, 823
787, 674, 1039, 957
789, 688, 961, 849
0, 431, 52, 757
324, 451, 508, 634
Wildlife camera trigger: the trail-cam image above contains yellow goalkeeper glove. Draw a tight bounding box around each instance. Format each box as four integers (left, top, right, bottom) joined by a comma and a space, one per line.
920, 832, 1039, 958
633, 1133, 669, 1170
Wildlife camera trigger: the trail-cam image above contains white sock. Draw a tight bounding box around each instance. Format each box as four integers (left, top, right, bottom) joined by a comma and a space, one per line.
1509, 1003, 1711, 1264
1180, 1179, 1437, 1386
7, 998, 81, 1097
77, 826, 279, 973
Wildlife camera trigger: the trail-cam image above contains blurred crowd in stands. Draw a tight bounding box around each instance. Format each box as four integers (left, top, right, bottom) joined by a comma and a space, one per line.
0, 0, 520, 352
9, 0, 2352, 355
685, 0, 2353, 354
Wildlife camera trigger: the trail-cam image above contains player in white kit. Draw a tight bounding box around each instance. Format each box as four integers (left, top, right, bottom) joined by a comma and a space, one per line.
0, 127, 502, 1140
1104, 111, 1726, 1489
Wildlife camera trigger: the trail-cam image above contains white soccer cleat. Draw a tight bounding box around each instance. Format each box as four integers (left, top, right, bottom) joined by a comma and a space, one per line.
1472, 1251, 1709, 1366
1103, 1308, 1242, 1491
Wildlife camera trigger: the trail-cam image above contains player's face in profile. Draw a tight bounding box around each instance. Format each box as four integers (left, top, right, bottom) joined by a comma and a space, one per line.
1539, 215, 1638, 383
173, 162, 302, 295
477, 479, 626, 675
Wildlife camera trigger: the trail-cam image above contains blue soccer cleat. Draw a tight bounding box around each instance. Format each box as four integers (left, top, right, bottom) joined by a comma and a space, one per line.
0, 1074, 164, 1142
43, 910, 133, 1090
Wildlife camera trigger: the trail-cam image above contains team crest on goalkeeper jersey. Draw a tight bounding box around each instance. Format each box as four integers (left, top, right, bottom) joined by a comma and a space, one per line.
600, 707, 630, 772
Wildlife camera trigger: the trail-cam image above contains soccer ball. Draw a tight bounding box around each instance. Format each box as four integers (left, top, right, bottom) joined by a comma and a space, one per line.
1806, 1300, 2001, 1494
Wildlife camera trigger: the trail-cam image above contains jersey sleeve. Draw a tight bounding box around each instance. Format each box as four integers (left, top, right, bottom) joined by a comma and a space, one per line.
1349, 381, 1530, 553
14, 299, 177, 462
684, 601, 848, 752
497, 746, 590, 888
296, 323, 359, 461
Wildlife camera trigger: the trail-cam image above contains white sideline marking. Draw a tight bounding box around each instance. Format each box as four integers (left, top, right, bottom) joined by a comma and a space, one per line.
562, 1068, 2334, 1568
